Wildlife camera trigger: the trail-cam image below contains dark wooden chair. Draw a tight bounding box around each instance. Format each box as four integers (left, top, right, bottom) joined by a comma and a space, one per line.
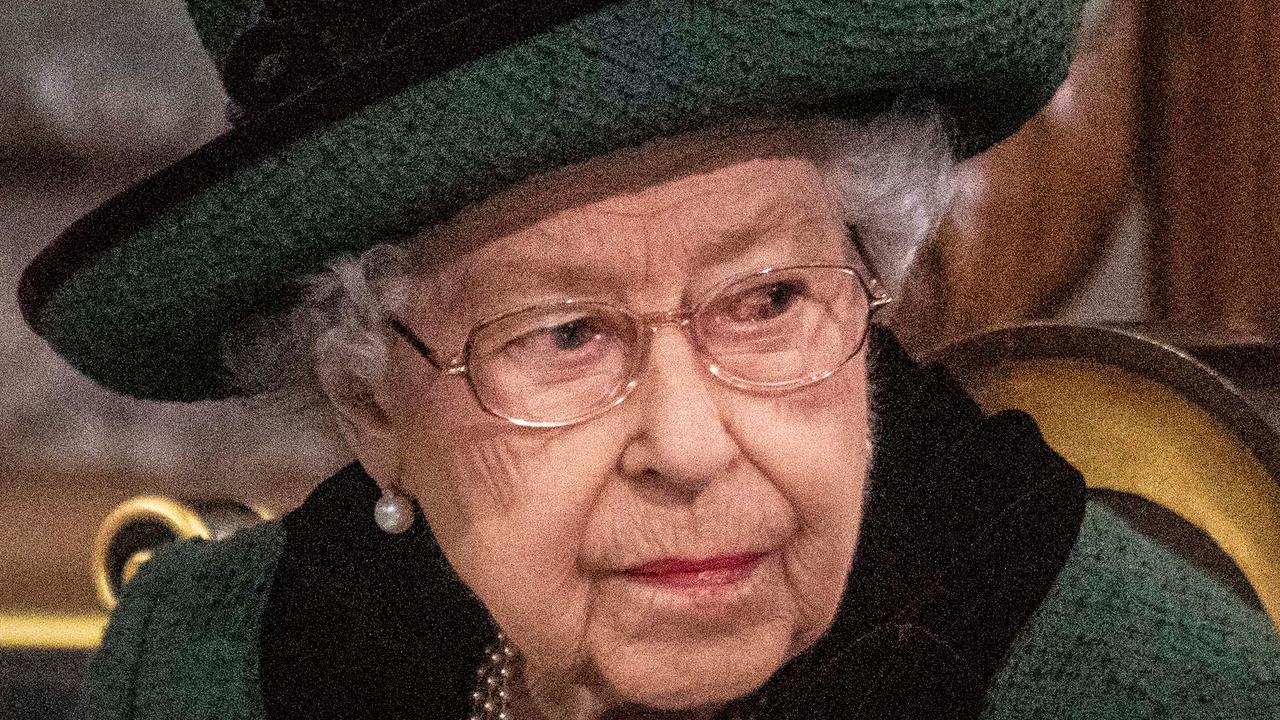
926, 322, 1280, 625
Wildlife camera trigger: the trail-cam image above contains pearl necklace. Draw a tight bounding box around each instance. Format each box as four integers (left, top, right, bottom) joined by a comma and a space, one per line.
469, 632, 518, 720
468, 633, 762, 720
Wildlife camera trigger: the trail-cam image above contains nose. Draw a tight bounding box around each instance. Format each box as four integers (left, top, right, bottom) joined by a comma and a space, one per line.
617, 327, 738, 494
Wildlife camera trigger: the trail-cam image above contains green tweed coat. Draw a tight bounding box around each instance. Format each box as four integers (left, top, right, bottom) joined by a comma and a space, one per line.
86, 337, 1280, 719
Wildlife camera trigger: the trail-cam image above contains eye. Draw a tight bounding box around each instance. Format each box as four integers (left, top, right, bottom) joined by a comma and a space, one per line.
724, 280, 806, 323
502, 315, 612, 361
547, 317, 601, 351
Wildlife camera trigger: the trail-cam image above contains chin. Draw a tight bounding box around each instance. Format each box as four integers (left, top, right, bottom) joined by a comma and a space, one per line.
596, 626, 792, 710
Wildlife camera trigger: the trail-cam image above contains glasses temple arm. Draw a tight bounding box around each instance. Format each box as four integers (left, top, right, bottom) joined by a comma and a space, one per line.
388, 318, 446, 371
847, 224, 882, 284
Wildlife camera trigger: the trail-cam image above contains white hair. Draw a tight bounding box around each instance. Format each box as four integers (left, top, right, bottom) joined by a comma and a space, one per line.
225, 108, 956, 422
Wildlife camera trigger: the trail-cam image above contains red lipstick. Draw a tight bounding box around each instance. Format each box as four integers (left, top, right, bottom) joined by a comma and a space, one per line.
625, 553, 764, 587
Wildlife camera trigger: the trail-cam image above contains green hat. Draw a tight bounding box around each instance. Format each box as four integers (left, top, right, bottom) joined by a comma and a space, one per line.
20, 0, 1084, 402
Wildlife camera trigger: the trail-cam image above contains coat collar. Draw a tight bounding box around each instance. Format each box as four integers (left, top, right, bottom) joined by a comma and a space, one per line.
259, 327, 1086, 720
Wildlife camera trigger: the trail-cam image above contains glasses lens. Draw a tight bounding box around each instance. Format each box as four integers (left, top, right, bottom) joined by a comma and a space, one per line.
467, 303, 641, 425
692, 267, 870, 388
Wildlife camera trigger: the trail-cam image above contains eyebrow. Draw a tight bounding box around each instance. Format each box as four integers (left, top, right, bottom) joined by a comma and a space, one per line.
694, 194, 834, 268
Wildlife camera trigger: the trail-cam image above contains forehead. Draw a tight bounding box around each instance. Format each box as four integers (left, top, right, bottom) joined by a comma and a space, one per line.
410, 124, 848, 306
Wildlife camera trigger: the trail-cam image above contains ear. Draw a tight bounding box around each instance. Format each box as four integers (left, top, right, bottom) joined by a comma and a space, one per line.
316, 362, 401, 485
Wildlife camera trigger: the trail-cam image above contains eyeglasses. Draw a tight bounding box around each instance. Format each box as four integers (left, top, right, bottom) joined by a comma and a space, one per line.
389, 264, 890, 428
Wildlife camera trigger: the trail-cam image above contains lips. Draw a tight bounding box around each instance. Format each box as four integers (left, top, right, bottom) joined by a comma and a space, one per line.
624, 553, 765, 587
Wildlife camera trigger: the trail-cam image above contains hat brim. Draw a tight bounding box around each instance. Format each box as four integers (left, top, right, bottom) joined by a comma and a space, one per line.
20, 0, 1082, 401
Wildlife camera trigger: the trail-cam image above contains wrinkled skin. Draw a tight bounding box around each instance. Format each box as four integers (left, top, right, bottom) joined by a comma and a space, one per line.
337, 126, 873, 720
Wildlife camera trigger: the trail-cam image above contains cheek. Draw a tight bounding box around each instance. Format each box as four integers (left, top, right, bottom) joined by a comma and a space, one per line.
729, 358, 871, 645
734, 354, 870, 516
396, 409, 618, 674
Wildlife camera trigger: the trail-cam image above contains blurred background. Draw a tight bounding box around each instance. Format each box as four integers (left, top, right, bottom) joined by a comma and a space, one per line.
2, 0, 1279, 681
1, 0, 345, 617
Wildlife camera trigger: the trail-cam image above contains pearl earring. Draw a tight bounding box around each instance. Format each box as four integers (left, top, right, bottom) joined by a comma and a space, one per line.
374, 486, 415, 534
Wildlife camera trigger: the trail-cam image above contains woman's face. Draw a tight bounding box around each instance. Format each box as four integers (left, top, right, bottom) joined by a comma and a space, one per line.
358, 130, 872, 718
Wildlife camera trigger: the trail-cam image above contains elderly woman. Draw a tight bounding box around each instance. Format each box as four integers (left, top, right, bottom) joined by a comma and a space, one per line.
19, 1, 1280, 719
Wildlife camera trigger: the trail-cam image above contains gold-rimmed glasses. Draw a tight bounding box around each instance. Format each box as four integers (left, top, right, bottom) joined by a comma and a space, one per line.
389, 265, 890, 428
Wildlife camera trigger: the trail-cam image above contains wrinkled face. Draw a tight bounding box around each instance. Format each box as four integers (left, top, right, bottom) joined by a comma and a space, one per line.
357, 128, 872, 718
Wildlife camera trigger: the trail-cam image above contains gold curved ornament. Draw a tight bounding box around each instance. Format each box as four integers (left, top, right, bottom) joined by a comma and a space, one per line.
120, 549, 155, 586
92, 496, 271, 610
92, 496, 212, 610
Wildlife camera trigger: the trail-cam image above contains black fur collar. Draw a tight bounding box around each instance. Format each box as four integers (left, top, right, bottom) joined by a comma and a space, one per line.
260, 328, 1085, 720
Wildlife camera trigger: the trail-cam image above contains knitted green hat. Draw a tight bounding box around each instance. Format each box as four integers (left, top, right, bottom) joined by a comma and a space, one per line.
20, 0, 1084, 401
